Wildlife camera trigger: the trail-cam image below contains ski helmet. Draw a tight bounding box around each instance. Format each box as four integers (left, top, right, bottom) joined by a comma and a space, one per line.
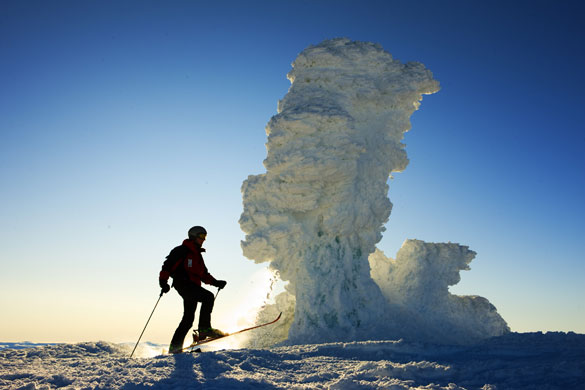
188, 226, 207, 240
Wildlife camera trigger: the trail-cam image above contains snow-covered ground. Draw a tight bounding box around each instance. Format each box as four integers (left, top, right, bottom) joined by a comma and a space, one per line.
1, 332, 583, 389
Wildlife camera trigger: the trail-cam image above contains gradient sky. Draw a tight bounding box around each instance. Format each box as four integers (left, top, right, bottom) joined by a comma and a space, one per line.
1, 0, 583, 343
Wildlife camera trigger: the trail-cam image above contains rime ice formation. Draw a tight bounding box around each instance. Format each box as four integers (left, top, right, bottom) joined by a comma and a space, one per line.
369, 240, 510, 343
239, 38, 508, 345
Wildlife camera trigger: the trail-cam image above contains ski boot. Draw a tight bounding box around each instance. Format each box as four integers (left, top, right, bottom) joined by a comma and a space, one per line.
168, 343, 183, 354
196, 327, 228, 341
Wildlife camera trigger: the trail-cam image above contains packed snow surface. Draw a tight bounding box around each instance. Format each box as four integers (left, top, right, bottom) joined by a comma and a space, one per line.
240, 38, 507, 346
1, 334, 584, 389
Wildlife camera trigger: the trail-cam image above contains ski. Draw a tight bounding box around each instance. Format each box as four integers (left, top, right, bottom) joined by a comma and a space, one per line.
179, 312, 282, 353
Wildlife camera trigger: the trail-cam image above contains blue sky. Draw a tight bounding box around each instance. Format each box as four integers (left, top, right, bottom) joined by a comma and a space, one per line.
1, 0, 583, 343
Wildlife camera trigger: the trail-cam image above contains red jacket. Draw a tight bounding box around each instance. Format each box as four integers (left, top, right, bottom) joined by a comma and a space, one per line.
159, 239, 218, 286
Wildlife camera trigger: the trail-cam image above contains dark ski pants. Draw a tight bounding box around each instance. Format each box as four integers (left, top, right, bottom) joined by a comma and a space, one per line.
170, 282, 215, 347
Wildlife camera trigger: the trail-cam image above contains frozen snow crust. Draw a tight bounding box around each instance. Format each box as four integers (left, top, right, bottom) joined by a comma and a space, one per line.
240, 38, 508, 345
1, 335, 584, 389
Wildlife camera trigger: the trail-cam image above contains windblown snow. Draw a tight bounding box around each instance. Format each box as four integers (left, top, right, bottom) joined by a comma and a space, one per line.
1, 335, 584, 389
239, 38, 508, 346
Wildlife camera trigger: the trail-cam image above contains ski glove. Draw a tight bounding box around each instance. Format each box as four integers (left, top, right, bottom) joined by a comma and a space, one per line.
159, 279, 171, 294
215, 280, 227, 289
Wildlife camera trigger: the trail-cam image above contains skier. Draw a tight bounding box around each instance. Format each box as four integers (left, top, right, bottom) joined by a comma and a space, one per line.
159, 226, 228, 354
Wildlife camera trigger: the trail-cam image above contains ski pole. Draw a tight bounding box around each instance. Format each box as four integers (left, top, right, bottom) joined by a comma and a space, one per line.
214, 287, 221, 300
130, 290, 164, 358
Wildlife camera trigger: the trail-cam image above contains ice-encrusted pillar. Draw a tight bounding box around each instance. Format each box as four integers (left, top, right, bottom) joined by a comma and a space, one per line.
240, 38, 439, 343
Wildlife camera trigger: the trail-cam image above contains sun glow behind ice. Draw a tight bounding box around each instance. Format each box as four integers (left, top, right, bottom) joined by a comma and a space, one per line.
211, 266, 279, 349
